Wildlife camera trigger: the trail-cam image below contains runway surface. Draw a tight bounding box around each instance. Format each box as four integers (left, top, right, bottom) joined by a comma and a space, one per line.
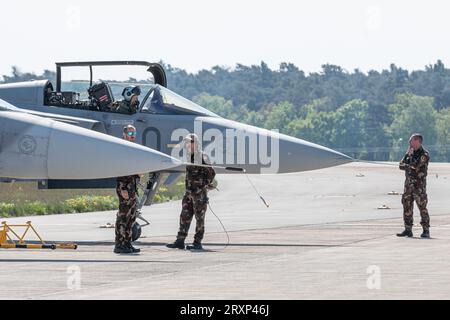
1, 162, 450, 299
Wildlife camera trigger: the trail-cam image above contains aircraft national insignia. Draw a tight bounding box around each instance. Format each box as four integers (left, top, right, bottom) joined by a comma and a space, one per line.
18, 135, 37, 155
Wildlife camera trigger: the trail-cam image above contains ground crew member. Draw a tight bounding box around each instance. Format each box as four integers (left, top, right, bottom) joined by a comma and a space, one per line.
397, 133, 430, 238
114, 125, 141, 254
112, 85, 141, 114
167, 133, 216, 250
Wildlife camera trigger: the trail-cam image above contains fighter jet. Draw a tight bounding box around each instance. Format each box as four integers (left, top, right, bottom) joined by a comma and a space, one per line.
0, 61, 352, 240
0, 97, 181, 180
0, 60, 351, 176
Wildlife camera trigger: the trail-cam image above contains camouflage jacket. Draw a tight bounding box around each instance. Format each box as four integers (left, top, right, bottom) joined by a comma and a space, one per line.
185, 153, 216, 194
116, 175, 140, 201
399, 147, 429, 186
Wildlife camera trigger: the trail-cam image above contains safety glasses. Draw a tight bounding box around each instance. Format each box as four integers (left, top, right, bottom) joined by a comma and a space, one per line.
127, 131, 137, 137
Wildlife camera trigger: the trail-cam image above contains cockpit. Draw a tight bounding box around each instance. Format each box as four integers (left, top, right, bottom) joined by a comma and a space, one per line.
140, 85, 218, 117
39, 61, 219, 118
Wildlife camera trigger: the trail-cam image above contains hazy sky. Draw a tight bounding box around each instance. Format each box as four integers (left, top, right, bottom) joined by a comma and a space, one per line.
1, 0, 450, 77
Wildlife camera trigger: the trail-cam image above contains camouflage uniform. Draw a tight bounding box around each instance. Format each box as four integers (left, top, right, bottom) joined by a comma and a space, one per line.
399, 147, 430, 231
176, 153, 216, 243
112, 100, 138, 114
115, 174, 140, 247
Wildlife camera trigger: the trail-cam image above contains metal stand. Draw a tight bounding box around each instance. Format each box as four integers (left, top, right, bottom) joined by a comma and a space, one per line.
0, 221, 77, 250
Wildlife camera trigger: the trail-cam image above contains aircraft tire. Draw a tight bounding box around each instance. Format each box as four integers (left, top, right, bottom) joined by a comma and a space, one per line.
131, 222, 142, 242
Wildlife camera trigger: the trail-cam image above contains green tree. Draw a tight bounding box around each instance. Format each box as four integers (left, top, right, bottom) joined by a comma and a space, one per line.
387, 93, 438, 160
435, 108, 450, 161
192, 93, 238, 120
331, 100, 371, 158
244, 110, 266, 127
264, 101, 296, 131
287, 107, 335, 147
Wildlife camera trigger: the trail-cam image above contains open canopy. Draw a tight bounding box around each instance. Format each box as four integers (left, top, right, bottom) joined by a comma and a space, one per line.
55, 61, 167, 91
140, 84, 219, 117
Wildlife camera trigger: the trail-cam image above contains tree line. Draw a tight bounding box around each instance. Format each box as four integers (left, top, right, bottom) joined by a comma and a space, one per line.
2, 60, 450, 161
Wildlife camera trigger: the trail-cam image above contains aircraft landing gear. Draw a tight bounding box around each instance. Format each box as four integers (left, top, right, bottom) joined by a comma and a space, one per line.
131, 213, 151, 242
132, 172, 162, 242
131, 221, 142, 242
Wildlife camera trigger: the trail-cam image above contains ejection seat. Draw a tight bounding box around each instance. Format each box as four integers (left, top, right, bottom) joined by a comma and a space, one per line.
87, 81, 115, 111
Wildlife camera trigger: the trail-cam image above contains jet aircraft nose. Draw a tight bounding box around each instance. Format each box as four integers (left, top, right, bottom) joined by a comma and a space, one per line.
197, 117, 353, 173
276, 133, 353, 173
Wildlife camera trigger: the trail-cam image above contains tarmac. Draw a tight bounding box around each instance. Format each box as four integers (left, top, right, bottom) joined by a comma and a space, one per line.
1, 162, 450, 299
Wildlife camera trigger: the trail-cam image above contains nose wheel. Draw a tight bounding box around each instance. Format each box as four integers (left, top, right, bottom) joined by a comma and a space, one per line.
132, 212, 150, 242
131, 221, 142, 242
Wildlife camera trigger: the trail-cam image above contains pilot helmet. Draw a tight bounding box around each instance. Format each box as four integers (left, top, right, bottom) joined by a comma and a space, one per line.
122, 85, 141, 102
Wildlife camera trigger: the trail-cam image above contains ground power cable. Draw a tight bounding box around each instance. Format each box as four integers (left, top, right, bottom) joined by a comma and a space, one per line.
207, 168, 270, 251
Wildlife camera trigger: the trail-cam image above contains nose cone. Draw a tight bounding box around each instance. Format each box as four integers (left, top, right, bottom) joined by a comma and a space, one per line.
277, 133, 353, 173
198, 117, 352, 174
48, 121, 181, 179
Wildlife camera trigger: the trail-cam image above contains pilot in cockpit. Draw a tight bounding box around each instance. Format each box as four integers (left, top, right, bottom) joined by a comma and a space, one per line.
112, 85, 141, 114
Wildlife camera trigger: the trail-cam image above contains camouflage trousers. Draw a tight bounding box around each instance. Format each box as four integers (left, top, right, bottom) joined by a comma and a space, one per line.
177, 191, 208, 243
402, 184, 430, 230
115, 197, 137, 246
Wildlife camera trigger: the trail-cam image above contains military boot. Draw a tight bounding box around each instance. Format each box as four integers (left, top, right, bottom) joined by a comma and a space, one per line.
114, 244, 133, 254
396, 229, 413, 237
128, 243, 141, 253
186, 242, 203, 250
166, 239, 185, 250
420, 230, 430, 238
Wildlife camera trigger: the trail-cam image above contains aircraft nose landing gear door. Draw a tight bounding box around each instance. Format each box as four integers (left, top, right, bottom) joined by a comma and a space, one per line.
132, 124, 163, 242
133, 171, 163, 242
